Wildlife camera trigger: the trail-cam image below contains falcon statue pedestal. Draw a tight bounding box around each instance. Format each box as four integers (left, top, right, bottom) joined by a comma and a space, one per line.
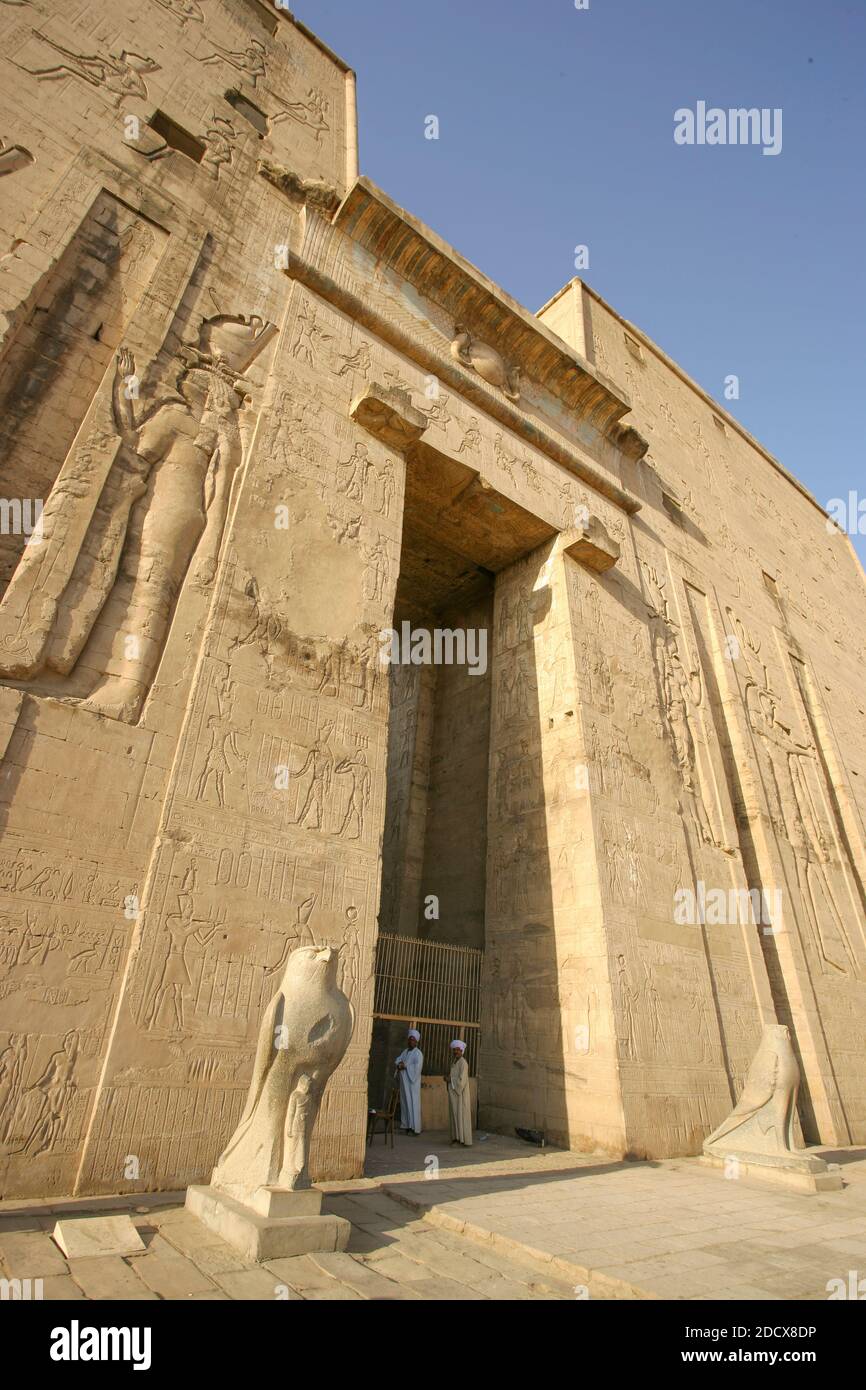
186, 1183, 349, 1263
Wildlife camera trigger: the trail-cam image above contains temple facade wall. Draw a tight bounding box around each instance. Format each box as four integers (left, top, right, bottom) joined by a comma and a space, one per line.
0, 1, 863, 1200
540, 282, 866, 1149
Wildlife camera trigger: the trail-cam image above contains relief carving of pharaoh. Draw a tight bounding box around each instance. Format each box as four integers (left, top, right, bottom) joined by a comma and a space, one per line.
0, 314, 277, 722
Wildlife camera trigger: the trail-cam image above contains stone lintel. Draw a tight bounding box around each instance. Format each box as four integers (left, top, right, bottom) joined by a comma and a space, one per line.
335, 179, 635, 435
284, 237, 642, 515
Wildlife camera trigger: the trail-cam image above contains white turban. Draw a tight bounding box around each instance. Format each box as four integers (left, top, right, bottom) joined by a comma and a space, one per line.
407, 1029, 420, 1041
450, 1039, 466, 1051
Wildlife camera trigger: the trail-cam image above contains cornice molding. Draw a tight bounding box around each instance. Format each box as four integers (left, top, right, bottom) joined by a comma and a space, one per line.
336, 180, 639, 442
283, 182, 644, 515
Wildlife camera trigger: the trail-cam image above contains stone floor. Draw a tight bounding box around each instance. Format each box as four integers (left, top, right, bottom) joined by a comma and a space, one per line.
1, 1132, 864, 1301
0, 1143, 579, 1302
362, 1132, 866, 1300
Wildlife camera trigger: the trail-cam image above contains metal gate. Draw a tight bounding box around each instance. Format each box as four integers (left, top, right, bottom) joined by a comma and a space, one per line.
373, 933, 483, 1075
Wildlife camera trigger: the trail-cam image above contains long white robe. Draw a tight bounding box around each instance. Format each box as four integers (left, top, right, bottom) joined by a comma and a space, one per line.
395, 1047, 423, 1133
448, 1055, 472, 1145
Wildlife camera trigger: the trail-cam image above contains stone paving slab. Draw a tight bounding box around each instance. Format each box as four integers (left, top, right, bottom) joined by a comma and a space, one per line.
264, 1253, 342, 1292
130, 1250, 217, 1299
41, 1275, 87, 1300
308, 1251, 421, 1299
65, 1255, 159, 1301
0, 1230, 69, 1278
211, 1268, 296, 1301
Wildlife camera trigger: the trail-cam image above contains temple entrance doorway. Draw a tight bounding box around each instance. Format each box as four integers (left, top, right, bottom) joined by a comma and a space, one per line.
366, 440, 556, 1120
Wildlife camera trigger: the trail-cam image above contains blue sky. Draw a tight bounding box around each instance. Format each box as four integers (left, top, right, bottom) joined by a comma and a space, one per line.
290, 0, 866, 560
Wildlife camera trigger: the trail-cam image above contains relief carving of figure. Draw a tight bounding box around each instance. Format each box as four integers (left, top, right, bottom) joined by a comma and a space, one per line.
615, 953, 640, 1061
292, 301, 332, 366
746, 673, 860, 977
264, 896, 318, 979
487, 954, 508, 1050
362, 538, 389, 605
269, 87, 330, 141
457, 416, 482, 457
642, 961, 666, 1057
337, 442, 371, 501
5, 1031, 78, 1156
142, 893, 223, 1032
228, 577, 283, 661
373, 459, 396, 517
194, 692, 248, 808
0, 314, 276, 721
0, 136, 35, 177
339, 906, 362, 999
0, 1033, 28, 1145
290, 722, 336, 830
15, 37, 160, 105
644, 574, 722, 850
336, 341, 372, 379
154, 0, 205, 23
335, 750, 371, 840
199, 38, 266, 87
202, 115, 238, 180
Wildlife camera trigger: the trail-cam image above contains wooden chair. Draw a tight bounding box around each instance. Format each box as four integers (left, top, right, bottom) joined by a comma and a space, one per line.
367, 1087, 399, 1147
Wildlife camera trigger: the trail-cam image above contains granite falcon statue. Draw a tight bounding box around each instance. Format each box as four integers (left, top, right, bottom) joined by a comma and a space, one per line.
703, 1023, 800, 1157
211, 944, 353, 1200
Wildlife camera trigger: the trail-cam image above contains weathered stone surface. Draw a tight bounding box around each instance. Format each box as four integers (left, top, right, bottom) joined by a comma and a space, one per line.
350, 383, 430, 450
257, 160, 340, 215
562, 514, 620, 572
129, 1250, 217, 1299
264, 1252, 344, 1291
53, 1215, 145, 1259
211, 1266, 295, 1300
307, 1250, 421, 1299
0, 0, 863, 1219
0, 1230, 68, 1278
66, 1255, 159, 1301
186, 1184, 350, 1263
40, 1274, 87, 1300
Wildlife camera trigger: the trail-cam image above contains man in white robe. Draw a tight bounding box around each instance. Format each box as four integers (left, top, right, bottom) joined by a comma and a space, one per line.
395, 1028, 423, 1134
447, 1039, 472, 1146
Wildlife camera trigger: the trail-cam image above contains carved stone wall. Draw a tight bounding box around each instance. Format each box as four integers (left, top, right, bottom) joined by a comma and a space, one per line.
0, 3, 863, 1200
0, 0, 365, 1198
541, 280, 866, 1149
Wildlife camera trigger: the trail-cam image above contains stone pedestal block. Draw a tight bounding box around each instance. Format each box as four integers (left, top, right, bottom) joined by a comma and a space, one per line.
700, 1151, 843, 1195
53, 1215, 146, 1259
185, 1185, 350, 1263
